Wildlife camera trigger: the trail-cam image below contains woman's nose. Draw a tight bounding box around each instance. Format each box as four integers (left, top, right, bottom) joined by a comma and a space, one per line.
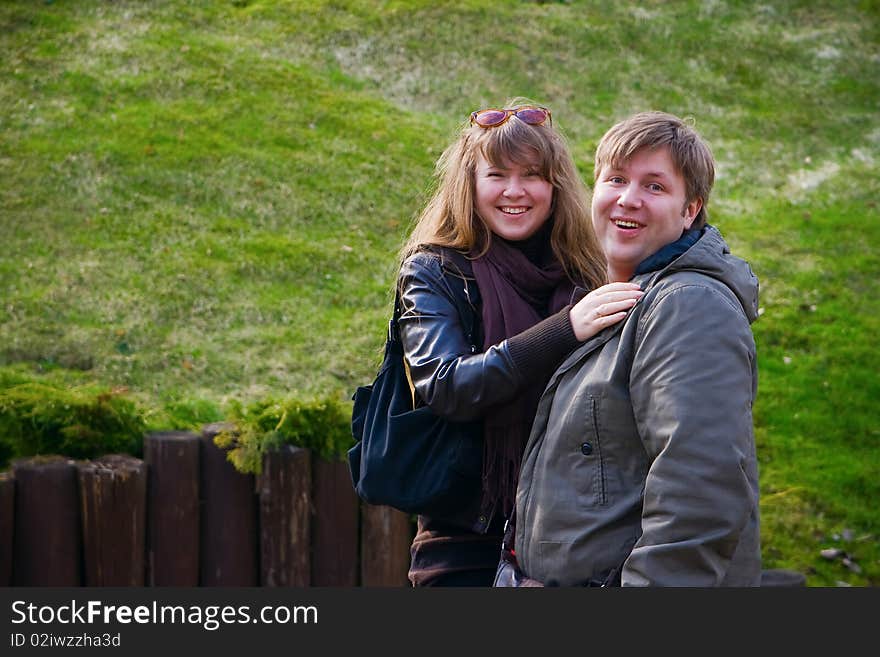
503, 177, 525, 197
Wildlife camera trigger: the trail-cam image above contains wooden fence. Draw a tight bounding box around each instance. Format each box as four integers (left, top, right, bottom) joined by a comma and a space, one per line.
0, 423, 414, 587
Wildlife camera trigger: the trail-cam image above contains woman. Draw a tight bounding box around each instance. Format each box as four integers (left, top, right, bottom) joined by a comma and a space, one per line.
397, 100, 643, 586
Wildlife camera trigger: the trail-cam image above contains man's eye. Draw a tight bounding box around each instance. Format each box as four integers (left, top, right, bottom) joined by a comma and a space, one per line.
609, 176, 625, 184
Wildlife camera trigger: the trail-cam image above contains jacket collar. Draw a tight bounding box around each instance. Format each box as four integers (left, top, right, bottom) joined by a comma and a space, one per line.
633, 227, 704, 277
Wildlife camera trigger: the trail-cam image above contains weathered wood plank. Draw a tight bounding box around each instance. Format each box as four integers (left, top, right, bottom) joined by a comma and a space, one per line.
144, 431, 200, 586
259, 445, 311, 587
0, 471, 15, 586
199, 422, 258, 586
77, 454, 147, 586
12, 456, 81, 586
311, 457, 359, 586
360, 504, 412, 587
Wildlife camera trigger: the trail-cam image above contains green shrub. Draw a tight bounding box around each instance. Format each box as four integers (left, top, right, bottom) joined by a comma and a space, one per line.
0, 366, 351, 473
146, 397, 225, 433
214, 396, 353, 474
0, 381, 146, 467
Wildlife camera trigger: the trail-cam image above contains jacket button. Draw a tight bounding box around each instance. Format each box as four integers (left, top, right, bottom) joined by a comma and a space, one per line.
580, 442, 593, 456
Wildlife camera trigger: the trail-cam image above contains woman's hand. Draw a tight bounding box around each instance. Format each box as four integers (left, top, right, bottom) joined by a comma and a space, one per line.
569, 282, 643, 341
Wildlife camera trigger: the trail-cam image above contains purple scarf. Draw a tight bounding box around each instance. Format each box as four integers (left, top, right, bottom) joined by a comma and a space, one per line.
470, 236, 575, 517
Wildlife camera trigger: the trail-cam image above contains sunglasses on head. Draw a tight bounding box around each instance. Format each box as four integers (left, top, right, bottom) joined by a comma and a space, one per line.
469, 106, 552, 128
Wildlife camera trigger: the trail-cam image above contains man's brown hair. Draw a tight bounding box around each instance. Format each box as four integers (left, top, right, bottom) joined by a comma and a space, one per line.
594, 111, 715, 228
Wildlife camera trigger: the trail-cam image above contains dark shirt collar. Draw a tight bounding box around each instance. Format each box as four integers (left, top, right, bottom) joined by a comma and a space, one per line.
633, 226, 704, 277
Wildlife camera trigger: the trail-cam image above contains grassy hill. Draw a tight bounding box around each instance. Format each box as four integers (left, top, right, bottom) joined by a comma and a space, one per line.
1, 0, 878, 586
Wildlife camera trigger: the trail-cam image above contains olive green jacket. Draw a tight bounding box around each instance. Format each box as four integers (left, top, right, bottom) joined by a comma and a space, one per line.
515, 226, 762, 586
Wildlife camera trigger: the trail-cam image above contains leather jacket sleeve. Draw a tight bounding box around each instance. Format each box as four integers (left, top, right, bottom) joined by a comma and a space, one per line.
396, 251, 523, 422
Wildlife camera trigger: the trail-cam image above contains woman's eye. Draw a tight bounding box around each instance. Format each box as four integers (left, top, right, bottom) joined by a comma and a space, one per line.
647, 183, 664, 192
609, 176, 625, 184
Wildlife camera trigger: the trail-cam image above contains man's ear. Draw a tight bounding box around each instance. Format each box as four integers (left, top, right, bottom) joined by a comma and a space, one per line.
683, 197, 702, 228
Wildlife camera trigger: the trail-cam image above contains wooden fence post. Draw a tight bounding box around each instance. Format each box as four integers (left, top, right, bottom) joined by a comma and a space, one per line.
199, 422, 259, 586
259, 445, 311, 587
359, 504, 412, 587
12, 456, 81, 586
77, 455, 147, 586
0, 471, 14, 586
311, 457, 359, 586
144, 431, 200, 586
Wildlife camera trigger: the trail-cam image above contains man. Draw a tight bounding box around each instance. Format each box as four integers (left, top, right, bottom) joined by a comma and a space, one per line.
513, 111, 761, 586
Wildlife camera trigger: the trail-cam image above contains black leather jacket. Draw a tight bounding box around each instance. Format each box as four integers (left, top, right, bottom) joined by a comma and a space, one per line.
398, 247, 521, 532
397, 248, 526, 425
397, 247, 585, 533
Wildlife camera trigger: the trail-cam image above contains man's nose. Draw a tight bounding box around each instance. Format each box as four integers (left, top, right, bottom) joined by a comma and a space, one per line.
617, 184, 642, 208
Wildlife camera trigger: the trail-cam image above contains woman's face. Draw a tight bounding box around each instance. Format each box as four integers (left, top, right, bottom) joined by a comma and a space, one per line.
474, 152, 554, 242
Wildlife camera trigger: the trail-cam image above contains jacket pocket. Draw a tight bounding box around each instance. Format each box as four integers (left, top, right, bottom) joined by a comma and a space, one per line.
574, 395, 607, 508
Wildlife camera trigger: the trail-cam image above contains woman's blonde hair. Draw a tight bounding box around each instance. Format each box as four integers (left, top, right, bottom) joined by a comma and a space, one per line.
400, 99, 606, 290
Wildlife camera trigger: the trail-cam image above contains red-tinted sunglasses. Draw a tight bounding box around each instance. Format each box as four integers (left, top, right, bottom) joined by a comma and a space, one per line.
469, 106, 552, 128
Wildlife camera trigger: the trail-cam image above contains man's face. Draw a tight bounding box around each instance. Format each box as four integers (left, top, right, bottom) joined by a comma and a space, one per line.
591, 146, 701, 281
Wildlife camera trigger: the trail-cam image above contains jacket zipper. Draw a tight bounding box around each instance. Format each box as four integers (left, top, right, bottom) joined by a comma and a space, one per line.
590, 397, 607, 505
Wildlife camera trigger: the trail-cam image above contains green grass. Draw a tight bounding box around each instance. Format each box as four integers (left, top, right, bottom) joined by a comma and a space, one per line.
1, 0, 878, 586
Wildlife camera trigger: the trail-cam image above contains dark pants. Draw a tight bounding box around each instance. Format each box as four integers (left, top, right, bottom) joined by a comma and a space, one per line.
408, 514, 505, 587
417, 567, 496, 587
